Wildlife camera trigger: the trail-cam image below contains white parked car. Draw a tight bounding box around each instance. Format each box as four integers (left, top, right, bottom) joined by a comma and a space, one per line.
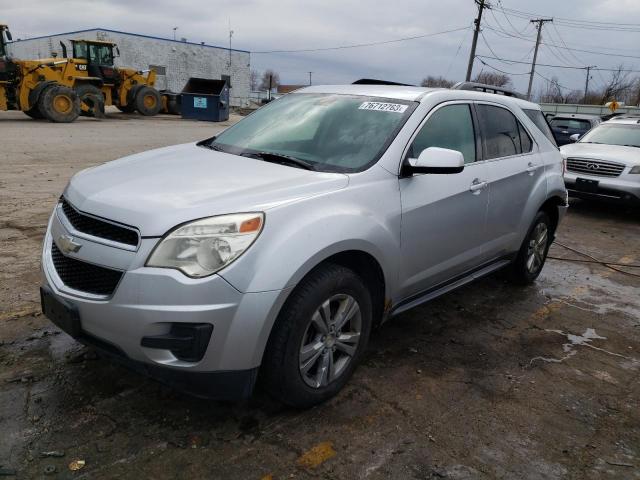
561, 116, 640, 205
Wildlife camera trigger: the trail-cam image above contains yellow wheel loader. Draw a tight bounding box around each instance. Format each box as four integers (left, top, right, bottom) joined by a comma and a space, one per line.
61, 39, 161, 118
1, 24, 81, 122
1, 25, 161, 122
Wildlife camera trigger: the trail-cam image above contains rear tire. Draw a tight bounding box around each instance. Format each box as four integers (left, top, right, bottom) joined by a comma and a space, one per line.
116, 103, 135, 113
24, 106, 44, 119
134, 86, 162, 116
38, 85, 80, 123
261, 264, 372, 408
509, 211, 552, 285
75, 84, 105, 118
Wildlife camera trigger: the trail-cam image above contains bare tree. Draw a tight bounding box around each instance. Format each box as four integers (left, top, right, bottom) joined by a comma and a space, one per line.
537, 76, 582, 104
250, 70, 260, 91
259, 69, 280, 91
473, 71, 511, 87
420, 75, 454, 88
599, 65, 634, 104
630, 77, 640, 106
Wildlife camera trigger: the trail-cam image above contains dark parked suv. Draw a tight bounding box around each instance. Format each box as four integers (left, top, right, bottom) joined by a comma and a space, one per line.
549, 114, 601, 146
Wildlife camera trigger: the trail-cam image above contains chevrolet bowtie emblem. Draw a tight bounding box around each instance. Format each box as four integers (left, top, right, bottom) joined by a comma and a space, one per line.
57, 234, 82, 254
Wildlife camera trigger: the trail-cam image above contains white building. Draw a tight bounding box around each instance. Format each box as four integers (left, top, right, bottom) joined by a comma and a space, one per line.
8, 28, 251, 106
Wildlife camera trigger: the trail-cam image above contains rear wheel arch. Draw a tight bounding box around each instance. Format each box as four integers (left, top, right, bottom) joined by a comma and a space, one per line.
539, 195, 565, 235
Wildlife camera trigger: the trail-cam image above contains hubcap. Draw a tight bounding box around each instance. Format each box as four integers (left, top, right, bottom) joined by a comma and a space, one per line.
526, 222, 548, 274
299, 294, 362, 389
143, 94, 156, 109
54, 94, 72, 114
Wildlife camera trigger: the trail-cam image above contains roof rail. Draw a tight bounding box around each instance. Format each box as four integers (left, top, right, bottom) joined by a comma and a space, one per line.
451, 81, 525, 99
352, 78, 415, 86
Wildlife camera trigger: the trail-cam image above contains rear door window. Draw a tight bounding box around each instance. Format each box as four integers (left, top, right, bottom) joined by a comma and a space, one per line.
477, 104, 531, 159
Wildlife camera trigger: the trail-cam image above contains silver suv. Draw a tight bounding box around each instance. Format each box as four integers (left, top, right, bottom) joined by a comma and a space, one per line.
41, 85, 567, 407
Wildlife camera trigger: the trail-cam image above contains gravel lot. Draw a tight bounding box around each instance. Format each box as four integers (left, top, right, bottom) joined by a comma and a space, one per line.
1, 110, 639, 479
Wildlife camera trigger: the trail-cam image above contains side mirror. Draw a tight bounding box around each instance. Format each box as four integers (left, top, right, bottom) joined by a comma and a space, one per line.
115, 46, 120, 57
5, 30, 12, 41
569, 133, 581, 142
405, 147, 465, 175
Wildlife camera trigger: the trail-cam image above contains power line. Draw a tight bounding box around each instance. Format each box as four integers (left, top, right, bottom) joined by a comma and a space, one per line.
476, 55, 640, 73
483, 23, 640, 60
476, 57, 531, 75
498, 5, 640, 31
252, 25, 470, 54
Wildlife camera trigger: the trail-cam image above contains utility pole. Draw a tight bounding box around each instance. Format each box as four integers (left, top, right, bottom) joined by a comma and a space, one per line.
228, 19, 234, 72
526, 18, 553, 100
308, 71, 313, 85
583, 65, 596, 103
465, 0, 488, 82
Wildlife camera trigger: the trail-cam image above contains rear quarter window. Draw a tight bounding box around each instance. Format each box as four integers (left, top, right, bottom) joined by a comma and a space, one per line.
523, 109, 557, 146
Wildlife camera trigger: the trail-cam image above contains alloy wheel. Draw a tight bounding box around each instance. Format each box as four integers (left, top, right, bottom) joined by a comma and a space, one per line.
299, 294, 362, 389
526, 222, 548, 274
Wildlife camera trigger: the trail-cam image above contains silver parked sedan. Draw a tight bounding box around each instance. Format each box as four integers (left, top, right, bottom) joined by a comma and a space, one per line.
562, 117, 640, 205
41, 84, 567, 407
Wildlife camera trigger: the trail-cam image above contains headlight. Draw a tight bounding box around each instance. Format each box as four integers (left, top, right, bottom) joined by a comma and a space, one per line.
630, 165, 640, 174
146, 213, 264, 278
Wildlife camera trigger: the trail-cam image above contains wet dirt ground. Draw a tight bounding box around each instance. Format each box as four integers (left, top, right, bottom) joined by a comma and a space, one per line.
1, 110, 639, 479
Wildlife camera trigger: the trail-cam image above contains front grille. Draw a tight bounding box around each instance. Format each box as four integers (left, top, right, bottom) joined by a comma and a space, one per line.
61, 198, 139, 247
51, 243, 123, 296
566, 158, 625, 177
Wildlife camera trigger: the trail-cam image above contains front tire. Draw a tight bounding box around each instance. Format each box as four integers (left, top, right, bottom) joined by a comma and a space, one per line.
261, 264, 372, 408
38, 85, 81, 123
509, 211, 552, 284
134, 86, 162, 116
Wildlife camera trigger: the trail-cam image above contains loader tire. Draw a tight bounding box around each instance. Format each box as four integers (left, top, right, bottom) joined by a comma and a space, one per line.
24, 106, 45, 119
116, 104, 135, 113
38, 85, 81, 123
75, 84, 105, 118
134, 86, 162, 116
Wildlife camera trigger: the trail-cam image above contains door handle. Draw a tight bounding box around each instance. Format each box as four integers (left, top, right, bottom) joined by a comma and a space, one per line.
526, 162, 539, 175
469, 179, 488, 194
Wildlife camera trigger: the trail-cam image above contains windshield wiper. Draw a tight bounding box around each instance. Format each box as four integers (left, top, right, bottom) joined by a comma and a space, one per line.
623, 144, 640, 148
242, 151, 316, 170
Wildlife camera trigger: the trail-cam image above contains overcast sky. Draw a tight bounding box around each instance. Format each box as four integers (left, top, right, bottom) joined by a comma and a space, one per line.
4, 0, 640, 95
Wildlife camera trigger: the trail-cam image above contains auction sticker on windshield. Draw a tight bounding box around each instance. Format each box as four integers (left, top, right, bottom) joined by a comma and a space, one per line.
359, 102, 408, 113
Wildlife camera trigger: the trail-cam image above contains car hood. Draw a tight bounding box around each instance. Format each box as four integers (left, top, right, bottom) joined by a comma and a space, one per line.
560, 143, 640, 166
64, 143, 349, 236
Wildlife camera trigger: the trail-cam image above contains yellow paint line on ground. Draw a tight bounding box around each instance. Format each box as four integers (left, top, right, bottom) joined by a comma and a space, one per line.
0, 307, 40, 322
297, 441, 336, 469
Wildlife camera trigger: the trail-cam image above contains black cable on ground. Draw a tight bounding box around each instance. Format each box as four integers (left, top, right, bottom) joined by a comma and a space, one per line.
549, 241, 640, 278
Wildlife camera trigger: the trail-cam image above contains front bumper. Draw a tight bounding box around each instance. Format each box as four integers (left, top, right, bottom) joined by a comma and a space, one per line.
41, 207, 290, 399
564, 172, 640, 204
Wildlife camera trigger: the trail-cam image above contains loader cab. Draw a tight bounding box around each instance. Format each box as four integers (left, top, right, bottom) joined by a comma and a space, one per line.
0, 25, 12, 58
71, 40, 118, 84
0, 25, 15, 83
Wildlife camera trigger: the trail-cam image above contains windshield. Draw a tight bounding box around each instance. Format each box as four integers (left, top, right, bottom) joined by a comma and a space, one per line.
73, 42, 113, 65
579, 124, 640, 147
210, 93, 416, 172
89, 44, 114, 65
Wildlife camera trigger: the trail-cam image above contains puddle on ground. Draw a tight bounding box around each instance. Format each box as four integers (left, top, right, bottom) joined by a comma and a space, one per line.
528, 328, 639, 368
